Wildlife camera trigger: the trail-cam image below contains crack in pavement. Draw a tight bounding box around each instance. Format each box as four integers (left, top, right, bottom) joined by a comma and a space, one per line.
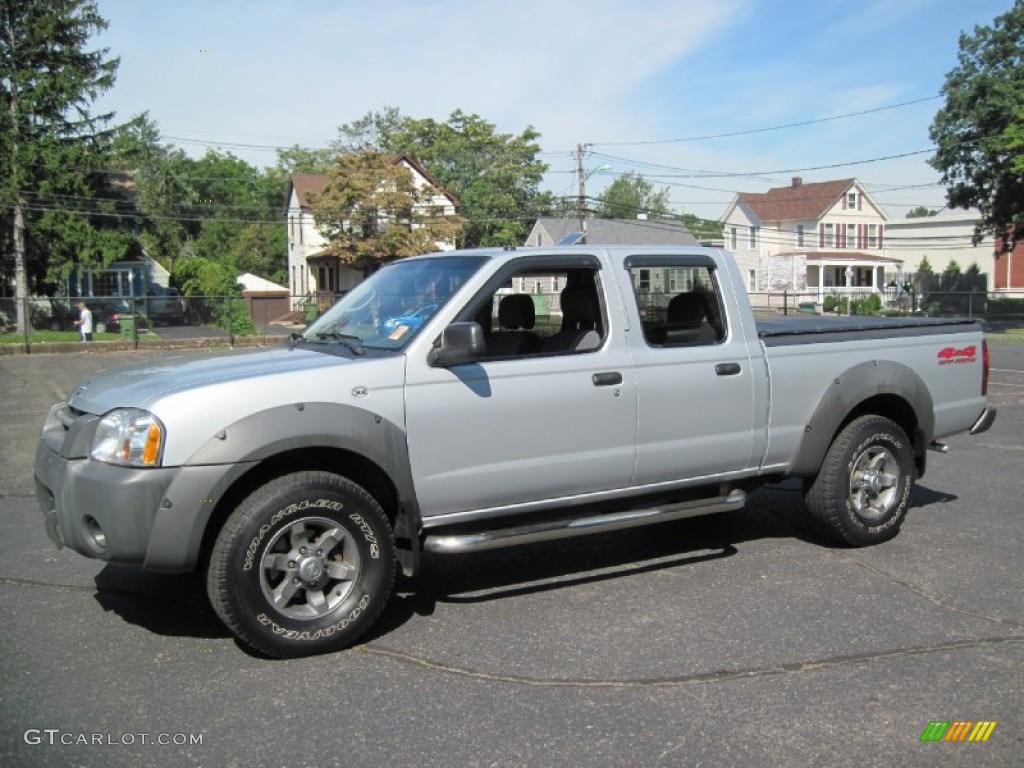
4, 572, 1023, 689
746, 497, 1024, 631
828, 548, 1024, 630
358, 634, 1024, 689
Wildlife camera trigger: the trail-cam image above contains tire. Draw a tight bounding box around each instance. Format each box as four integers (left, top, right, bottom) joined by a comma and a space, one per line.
95, 321, 107, 334
207, 471, 396, 658
804, 415, 915, 546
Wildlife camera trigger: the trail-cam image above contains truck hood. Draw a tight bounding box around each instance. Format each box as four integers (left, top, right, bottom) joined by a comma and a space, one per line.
67, 346, 361, 415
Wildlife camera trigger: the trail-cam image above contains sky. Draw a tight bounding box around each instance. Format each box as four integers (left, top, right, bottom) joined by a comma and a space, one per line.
92, 0, 1016, 221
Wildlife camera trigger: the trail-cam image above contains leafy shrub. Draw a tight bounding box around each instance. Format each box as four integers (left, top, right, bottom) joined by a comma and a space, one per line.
862, 293, 883, 314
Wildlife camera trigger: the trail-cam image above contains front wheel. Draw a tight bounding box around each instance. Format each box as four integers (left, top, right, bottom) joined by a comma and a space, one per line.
95, 321, 107, 334
207, 471, 396, 658
804, 415, 915, 546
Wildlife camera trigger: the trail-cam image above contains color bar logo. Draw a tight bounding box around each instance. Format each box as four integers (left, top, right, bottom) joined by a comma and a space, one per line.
920, 720, 997, 742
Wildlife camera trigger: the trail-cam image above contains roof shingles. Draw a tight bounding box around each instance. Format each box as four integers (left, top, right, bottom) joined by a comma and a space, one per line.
740, 178, 855, 222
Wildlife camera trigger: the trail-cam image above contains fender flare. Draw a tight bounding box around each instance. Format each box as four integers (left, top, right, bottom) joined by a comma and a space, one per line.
790, 360, 934, 478
148, 402, 422, 574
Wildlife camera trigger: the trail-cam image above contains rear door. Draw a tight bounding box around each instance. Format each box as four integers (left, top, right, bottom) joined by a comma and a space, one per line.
616, 254, 757, 484
403, 254, 638, 519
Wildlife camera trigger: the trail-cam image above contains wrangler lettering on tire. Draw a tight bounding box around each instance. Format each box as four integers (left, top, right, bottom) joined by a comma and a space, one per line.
804, 415, 915, 546
206, 471, 396, 658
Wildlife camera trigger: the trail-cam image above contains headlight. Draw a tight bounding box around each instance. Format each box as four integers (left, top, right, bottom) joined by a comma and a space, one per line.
91, 408, 165, 467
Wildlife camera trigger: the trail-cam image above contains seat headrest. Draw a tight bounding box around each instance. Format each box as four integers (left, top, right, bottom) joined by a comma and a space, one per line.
667, 292, 711, 324
498, 293, 536, 330
560, 285, 598, 330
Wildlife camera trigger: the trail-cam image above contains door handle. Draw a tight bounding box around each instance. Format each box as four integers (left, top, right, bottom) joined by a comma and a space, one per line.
592, 372, 623, 387
715, 363, 741, 376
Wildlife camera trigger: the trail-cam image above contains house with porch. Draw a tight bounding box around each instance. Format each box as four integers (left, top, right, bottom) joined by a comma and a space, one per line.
720, 177, 901, 300
286, 155, 460, 305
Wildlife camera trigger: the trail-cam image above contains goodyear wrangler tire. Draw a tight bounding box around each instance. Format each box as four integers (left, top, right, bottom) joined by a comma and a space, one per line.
207, 471, 396, 658
804, 415, 915, 547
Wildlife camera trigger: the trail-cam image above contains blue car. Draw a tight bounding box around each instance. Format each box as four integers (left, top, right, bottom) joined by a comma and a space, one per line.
380, 304, 437, 335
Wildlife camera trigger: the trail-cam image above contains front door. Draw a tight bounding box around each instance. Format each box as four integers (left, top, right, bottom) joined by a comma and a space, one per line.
403, 258, 638, 520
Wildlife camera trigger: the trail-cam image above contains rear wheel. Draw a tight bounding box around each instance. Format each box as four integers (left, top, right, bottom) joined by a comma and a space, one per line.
207, 471, 396, 657
95, 321, 107, 334
804, 415, 915, 546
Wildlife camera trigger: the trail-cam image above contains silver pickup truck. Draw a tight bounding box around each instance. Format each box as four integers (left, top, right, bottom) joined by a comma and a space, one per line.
34, 246, 996, 657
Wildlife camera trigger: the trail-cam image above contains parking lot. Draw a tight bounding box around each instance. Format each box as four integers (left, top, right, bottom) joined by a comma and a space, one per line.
1, 345, 1022, 767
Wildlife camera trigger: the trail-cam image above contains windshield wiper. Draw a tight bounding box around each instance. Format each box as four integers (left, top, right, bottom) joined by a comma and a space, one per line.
313, 331, 365, 355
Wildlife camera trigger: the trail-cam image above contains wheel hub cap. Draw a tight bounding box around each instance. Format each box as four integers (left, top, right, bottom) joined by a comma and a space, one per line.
849, 446, 900, 522
297, 557, 324, 584
258, 516, 361, 620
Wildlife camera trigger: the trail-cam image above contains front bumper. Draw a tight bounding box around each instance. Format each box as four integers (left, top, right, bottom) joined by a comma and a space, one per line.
33, 403, 249, 573
35, 438, 178, 564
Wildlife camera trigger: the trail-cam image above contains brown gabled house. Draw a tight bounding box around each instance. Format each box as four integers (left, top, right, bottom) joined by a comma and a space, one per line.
721, 177, 900, 299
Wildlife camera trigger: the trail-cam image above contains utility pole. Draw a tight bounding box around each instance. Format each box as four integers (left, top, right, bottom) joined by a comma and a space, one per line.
576, 143, 587, 238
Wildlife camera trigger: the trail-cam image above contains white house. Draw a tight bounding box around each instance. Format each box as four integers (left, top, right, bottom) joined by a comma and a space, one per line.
721, 177, 899, 298
884, 208, 998, 275
286, 155, 460, 302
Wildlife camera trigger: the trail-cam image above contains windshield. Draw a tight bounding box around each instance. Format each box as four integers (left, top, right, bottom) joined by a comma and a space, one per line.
303, 255, 487, 350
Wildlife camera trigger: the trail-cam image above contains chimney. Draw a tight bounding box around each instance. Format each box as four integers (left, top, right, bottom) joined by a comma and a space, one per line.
792, 177, 802, 187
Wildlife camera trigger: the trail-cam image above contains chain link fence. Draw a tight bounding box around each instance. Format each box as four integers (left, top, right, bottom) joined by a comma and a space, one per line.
0, 293, 313, 353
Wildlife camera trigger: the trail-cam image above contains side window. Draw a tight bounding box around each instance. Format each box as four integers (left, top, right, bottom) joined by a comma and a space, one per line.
628, 264, 726, 346
465, 266, 605, 359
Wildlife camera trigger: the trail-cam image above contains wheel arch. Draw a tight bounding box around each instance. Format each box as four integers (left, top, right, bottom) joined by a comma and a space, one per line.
185, 402, 422, 577
790, 360, 934, 479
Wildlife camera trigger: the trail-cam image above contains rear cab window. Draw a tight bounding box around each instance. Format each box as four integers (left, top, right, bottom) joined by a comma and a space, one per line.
624, 254, 727, 346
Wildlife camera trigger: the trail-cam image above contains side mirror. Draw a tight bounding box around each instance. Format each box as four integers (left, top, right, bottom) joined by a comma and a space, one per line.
429, 321, 485, 366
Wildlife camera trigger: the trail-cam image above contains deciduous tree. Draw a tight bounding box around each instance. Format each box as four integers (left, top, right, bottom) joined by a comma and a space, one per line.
929, 0, 1024, 243
338, 109, 551, 248
596, 172, 671, 220
310, 151, 463, 275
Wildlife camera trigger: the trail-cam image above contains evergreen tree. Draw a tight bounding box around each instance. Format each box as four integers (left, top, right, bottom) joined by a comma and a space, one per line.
1, 0, 123, 333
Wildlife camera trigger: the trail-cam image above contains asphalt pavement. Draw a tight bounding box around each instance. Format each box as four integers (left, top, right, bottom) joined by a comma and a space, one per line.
1, 346, 1022, 767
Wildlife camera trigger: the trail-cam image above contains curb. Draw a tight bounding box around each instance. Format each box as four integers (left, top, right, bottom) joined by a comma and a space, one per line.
0, 335, 291, 356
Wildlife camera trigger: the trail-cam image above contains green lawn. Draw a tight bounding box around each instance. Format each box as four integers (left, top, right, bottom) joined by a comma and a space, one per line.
986, 327, 1024, 344
0, 330, 137, 344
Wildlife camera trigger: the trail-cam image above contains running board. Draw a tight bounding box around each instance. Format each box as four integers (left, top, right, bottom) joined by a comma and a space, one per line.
423, 491, 747, 554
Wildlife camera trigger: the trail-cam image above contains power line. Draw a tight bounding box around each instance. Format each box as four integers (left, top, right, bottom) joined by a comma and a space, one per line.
588, 97, 942, 146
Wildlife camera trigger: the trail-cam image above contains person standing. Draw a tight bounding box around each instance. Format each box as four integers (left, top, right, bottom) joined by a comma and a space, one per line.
74, 301, 93, 342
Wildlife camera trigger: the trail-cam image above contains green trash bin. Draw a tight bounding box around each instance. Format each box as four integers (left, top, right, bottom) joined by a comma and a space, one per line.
120, 315, 136, 339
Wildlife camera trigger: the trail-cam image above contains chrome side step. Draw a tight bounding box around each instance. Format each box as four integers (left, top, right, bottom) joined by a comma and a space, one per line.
423, 491, 747, 554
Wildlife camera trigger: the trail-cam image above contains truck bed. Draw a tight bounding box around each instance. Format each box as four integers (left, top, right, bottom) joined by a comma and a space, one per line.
755, 315, 978, 346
